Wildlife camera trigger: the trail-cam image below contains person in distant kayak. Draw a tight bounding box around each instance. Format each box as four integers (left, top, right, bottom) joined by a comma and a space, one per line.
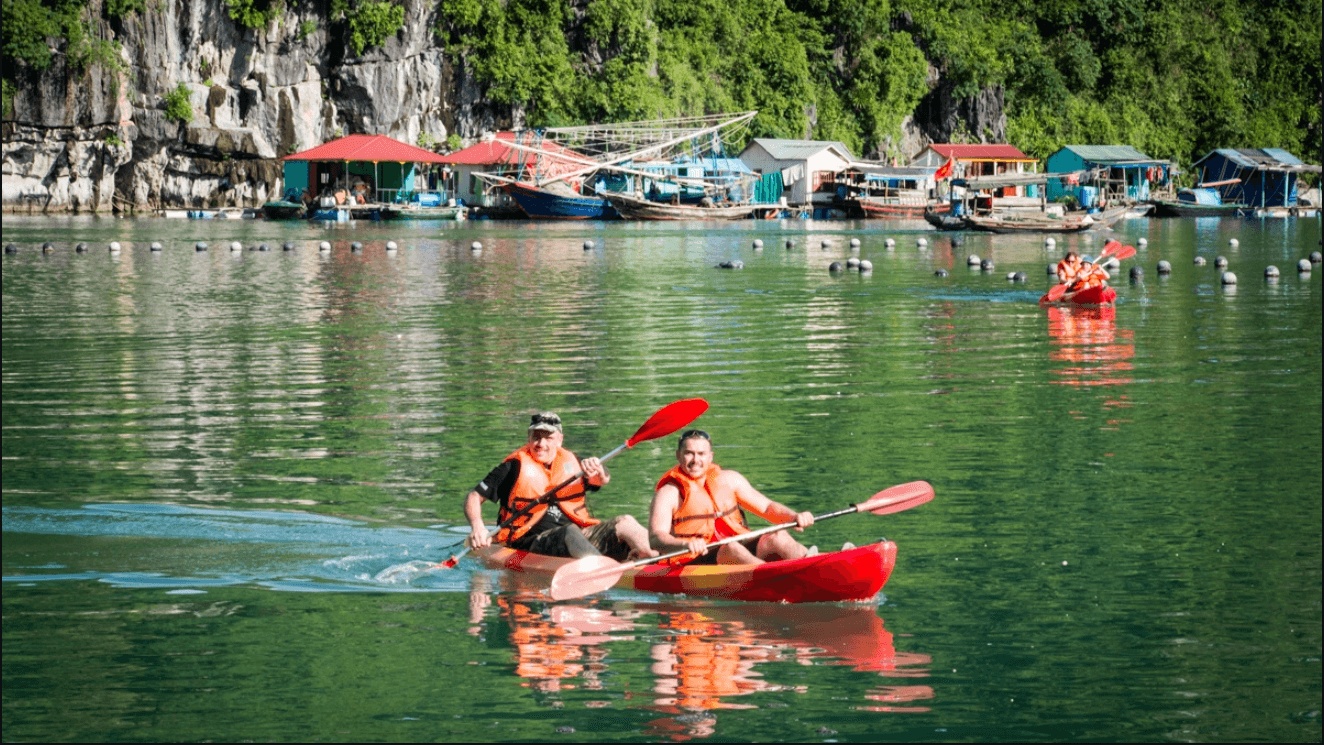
649, 429, 814, 565
1057, 251, 1082, 283
462, 412, 658, 560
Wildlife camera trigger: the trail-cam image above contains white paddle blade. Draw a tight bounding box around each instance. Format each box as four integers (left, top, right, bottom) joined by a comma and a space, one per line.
548, 556, 626, 601
856, 481, 935, 515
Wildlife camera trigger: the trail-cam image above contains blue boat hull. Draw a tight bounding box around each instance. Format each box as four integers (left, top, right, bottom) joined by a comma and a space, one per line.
505, 182, 619, 220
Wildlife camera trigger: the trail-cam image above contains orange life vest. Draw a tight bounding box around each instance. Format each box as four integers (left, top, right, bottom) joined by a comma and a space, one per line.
655, 464, 749, 542
1057, 260, 1079, 283
494, 445, 599, 544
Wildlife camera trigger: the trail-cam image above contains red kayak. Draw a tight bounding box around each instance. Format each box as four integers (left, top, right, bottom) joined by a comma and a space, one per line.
476, 541, 897, 603
1040, 284, 1117, 306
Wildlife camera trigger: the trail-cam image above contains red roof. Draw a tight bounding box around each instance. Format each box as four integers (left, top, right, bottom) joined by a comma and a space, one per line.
438, 132, 589, 179
928, 144, 1035, 161
284, 134, 449, 163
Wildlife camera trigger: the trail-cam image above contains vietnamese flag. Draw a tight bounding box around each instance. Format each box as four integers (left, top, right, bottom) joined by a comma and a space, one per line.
934, 156, 955, 180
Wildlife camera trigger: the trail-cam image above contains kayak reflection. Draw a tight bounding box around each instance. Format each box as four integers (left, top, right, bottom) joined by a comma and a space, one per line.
1046, 305, 1135, 388
474, 589, 932, 738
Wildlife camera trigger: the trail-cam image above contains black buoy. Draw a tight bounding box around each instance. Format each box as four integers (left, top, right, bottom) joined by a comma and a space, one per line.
1157, 260, 1172, 274
980, 258, 995, 271
1130, 266, 1144, 281
1214, 255, 1228, 268
4, 243, 18, 254
42, 242, 56, 253
1013, 271, 1026, 282
716, 260, 744, 269
935, 268, 949, 277
828, 261, 843, 273
283, 241, 296, 251
258, 243, 270, 252
1047, 263, 1057, 275
75, 242, 88, 253
351, 241, 363, 252
785, 238, 795, 249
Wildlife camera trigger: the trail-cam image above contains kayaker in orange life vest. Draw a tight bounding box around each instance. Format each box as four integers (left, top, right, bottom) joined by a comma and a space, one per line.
1057, 251, 1082, 284
462, 412, 658, 560
649, 429, 815, 565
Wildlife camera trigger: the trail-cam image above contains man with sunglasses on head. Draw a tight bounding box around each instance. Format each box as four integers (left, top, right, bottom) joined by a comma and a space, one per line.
462, 412, 658, 560
649, 429, 815, 565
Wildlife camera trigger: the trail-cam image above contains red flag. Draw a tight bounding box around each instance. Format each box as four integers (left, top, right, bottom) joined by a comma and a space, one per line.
934, 156, 955, 180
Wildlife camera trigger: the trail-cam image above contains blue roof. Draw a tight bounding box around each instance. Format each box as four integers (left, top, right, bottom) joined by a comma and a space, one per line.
1194, 148, 1304, 169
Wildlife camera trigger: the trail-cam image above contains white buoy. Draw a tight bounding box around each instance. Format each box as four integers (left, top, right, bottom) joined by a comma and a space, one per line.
471, 241, 482, 251
849, 238, 861, 249
109, 241, 121, 252
1221, 271, 1237, 285
1138, 238, 1148, 247
150, 241, 163, 252
846, 257, 860, 269
752, 239, 763, 250
1264, 265, 1280, 278
858, 259, 873, 272
821, 239, 831, 250
1229, 238, 1239, 247
1045, 237, 1056, 248
583, 240, 595, 250
967, 254, 981, 266
917, 237, 928, 247
319, 241, 331, 252
231, 241, 242, 252
1298, 259, 1313, 273
884, 238, 896, 248
386, 240, 398, 251
194, 242, 207, 251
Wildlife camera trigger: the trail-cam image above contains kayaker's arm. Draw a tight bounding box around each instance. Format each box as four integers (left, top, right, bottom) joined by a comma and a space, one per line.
648, 482, 708, 556
463, 490, 491, 550
729, 471, 814, 531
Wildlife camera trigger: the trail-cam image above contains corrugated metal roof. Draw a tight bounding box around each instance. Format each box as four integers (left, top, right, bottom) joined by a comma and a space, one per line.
284, 134, 449, 163
749, 139, 856, 161
1058, 145, 1162, 164
926, 144, 1035, 161
1194, 148, 1305, 169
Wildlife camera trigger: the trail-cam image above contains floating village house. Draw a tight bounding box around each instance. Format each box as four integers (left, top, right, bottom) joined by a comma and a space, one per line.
1191, 148, 1320, 210
910, 144, 1039, 196
282, 134, 452, 205
439, 132, 589, 215
1044, 145, 1172, 207
737, 139, 857, 215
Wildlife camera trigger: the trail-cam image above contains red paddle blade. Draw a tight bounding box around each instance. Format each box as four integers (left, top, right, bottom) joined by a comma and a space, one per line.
1046, 283, 1070, 302
625, 398, 709, 448
1113, 246, 1137, 261
438, 555, 460, 569
548, 556, 625, 601
855, 481, 934, 515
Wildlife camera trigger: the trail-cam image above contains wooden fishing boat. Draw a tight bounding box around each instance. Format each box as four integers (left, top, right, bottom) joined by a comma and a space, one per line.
1039, 284, 1117, 306
855, 197, 948, 219
505, 181, 618, 220
603, 192, 758, 221
475, 540, 897, 603
964, 213, 1095, 234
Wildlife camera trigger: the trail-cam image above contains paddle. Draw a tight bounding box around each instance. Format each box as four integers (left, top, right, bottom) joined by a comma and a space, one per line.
437, 397, 710, 569
1047, 241, 1129, 301
546, 480, 935, 601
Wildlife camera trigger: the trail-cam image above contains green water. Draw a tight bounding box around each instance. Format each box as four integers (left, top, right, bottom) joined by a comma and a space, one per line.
3, 214, 1320, 742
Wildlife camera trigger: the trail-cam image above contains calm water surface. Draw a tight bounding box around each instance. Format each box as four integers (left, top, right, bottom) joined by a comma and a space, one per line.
3, 214, 1320, 742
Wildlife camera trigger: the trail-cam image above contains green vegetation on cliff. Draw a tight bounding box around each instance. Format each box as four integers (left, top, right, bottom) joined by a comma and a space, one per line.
433, 0, 1320, 166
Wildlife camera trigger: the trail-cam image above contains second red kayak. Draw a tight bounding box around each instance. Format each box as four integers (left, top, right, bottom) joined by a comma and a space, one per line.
1040, 285, 1117, 306
475, 541, 898, 603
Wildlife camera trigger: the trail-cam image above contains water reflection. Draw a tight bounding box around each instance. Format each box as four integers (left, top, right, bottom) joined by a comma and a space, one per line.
1045, 305, 1135, 387
478, 590, 932, 739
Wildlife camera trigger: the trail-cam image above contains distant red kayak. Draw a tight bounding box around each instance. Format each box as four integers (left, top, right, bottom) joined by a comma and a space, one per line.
476, 541, 897, 603
1040, 285, 1117, 306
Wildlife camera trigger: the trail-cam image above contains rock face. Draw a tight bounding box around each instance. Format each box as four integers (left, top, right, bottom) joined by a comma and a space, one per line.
2, 0, 513, 212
